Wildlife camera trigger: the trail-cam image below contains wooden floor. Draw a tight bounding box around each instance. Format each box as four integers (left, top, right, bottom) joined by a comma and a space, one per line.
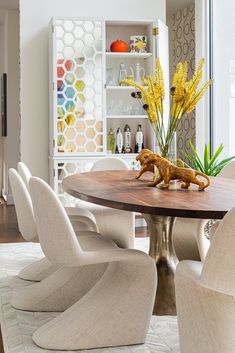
0, 202, 25, 243
0, 200, 25, 353
0, 199, 147, 352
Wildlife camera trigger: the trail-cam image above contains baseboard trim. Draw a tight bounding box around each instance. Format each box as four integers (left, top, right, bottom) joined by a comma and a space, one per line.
2, 192, 14, 205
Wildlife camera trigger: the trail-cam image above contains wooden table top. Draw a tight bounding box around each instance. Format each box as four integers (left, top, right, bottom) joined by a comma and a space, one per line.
62, 170, 235, 219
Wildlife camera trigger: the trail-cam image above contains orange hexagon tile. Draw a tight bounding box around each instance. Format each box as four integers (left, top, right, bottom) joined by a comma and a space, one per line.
75, 121, 86, 133
85, 127, 96, 139
95, 134, 103, 146
85, 141, 96, 152
95, 121, 102, 133
76, 134, 86, 146
65, 128, 76, 140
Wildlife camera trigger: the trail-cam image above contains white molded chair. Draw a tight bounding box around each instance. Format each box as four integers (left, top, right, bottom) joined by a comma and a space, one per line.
173, 160, 235, 261
76, 157, 135, 248
176, 206, 235, 353
18, 162, 98, 234
9, 168, 97, 281
14, 176, 156, 351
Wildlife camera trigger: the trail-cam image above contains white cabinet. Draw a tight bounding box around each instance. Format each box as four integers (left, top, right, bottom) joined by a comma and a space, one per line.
49, 17, 168, 203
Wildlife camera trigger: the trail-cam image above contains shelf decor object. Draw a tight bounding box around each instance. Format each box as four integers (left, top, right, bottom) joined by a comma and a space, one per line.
122, 58, 212, 161
110, 39, 129, 52
130, 35, 147, 53
49, 18, 169, 205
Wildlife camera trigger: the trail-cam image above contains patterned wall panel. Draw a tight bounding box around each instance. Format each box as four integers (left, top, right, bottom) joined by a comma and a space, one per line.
54, 19, 103, 154
170, 4, 195, 160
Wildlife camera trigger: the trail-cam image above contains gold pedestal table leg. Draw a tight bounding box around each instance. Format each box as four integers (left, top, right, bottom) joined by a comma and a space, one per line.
143, 214, 178, 315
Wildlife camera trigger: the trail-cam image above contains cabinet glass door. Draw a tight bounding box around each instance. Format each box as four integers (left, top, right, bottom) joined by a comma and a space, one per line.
53, 18, 104, 155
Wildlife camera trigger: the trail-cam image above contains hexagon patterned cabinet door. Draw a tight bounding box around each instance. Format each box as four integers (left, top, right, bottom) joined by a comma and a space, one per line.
52, 18, 104, 156
51, 158, 99, 206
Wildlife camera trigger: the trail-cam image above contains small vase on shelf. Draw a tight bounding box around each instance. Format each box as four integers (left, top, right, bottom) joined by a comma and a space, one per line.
107, 128, 115, 154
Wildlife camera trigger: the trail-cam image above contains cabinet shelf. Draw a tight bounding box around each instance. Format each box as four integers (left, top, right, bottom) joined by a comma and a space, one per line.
106, 86, 135, 91
106, 52, 152, 59
106, 114, 148, 119
107, 153, 138, 158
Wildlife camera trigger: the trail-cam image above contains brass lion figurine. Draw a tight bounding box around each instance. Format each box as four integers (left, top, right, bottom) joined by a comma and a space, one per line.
136, 149, 155, 178
136, 151, 210, 190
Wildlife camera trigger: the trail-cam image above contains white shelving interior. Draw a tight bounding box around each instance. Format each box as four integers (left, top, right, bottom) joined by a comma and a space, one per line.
105, 20, 155, 153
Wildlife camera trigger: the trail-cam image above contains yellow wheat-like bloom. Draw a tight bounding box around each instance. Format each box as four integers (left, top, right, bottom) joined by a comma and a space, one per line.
186, 80, 213, 113
122, 58, 212, 156
172, 61, 188, 103
121, 78, 159, 121
183, 58, 204, 108
155, 58, 165, 99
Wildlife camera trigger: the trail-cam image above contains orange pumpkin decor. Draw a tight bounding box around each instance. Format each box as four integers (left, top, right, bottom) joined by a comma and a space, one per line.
110, 39, 129, 52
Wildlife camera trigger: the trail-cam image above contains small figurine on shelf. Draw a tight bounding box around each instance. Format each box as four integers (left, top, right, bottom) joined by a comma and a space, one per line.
135, 124, 144, 153
124, 124, 132, 153
107, 128, 115, 154
115, 127, 124, 154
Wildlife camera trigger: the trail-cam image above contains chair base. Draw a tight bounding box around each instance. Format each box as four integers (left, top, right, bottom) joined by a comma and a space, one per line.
33, 260, 157, 350
12, 263, 107, 312
19, 257, 59, 282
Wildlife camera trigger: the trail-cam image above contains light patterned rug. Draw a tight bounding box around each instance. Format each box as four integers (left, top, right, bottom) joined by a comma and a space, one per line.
0, 241, 180, 353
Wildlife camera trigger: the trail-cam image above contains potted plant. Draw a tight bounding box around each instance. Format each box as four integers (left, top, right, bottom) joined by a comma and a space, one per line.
181, 141, 235, 176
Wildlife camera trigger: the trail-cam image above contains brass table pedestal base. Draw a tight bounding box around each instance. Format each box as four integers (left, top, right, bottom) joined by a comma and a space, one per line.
143, 214, 178, 316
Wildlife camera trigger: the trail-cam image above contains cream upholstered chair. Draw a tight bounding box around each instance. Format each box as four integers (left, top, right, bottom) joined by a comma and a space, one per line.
13, 176, 156, 351
76, 157, 135, 248
173, 160, 235, 261
176, 206, 235, 353
9, 168, 97, 281
18, 162, 98, 234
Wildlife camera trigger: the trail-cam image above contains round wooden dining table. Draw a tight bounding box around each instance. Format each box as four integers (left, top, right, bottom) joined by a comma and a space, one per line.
63, 170, 235, 316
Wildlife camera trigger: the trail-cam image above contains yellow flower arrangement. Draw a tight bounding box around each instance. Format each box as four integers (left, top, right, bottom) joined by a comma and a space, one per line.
121, 58, 212, 158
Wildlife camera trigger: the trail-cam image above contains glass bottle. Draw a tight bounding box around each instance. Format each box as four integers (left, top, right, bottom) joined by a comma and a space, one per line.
107, 128, 115, 154
135, 124, 144, 153
118, 63, 127, 86
124, 124, 132, 153
115, 127, 124, 154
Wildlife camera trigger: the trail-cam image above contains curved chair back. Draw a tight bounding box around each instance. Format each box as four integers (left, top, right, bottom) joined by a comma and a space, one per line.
9, 169, 38, 242
201, 206, 235, 294
18, 162, 31, 190
91, 157, 129, 171
29, 177, 82, 266
218, 160, 235, 180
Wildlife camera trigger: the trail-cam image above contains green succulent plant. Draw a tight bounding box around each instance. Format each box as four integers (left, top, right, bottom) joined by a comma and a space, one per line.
181, 141, 235, 176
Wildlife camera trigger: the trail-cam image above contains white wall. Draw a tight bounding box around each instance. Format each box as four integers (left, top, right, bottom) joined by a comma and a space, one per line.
1, 9, 20, 204
20, 0, 166, 182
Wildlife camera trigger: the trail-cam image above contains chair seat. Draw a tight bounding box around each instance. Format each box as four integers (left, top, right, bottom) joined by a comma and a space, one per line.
77, 231, 118, 251
76, 200, 135, 249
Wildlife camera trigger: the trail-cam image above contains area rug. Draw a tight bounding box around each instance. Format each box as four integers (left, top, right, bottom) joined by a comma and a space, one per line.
0, 241, 180, 353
